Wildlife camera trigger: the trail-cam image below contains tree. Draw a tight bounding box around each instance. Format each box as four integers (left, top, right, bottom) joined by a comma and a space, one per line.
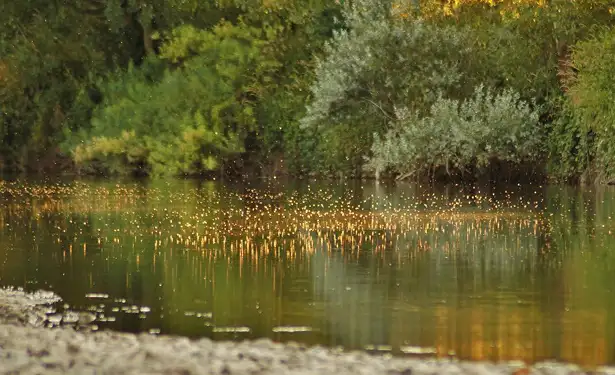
550, 26, 615, 183
0, 1, 123, 171
300, 0, 475, 176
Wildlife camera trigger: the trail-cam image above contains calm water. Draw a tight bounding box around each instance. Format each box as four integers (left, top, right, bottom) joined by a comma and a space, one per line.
1, 178, 614, 366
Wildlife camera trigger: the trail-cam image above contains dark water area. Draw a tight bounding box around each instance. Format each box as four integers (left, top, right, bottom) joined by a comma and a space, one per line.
1, 178, 614, 367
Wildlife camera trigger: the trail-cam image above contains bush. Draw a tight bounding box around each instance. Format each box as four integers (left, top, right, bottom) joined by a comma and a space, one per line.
367, 85, 543, 179
544, 98, 594, 183
63, 21, 273, 176
562, 26, 615, 183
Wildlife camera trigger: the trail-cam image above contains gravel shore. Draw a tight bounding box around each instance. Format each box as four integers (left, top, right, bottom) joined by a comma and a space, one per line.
0, 287, 613, 375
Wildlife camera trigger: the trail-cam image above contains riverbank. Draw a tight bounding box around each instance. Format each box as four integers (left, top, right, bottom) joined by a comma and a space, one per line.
0, 287, 613, 375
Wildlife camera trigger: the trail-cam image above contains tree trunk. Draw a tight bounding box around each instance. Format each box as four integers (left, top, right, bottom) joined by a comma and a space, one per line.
137, 2, 155, 56
142, 21, 154, 55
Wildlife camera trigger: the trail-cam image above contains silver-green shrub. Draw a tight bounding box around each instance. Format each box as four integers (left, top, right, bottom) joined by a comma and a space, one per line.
367, 85, 543, 179
302, 5, 470, 129
299, 0, 473, 175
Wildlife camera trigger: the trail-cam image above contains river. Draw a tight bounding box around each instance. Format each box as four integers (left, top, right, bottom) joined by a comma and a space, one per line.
0, 178, 614, 366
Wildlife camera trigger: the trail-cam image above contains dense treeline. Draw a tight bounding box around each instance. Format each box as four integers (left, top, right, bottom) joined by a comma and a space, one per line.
1, 0, 614, 183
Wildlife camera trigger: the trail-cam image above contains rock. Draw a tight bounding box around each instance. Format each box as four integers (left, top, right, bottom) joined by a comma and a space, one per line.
47, 314, 63, 325
62, 311, 80, 324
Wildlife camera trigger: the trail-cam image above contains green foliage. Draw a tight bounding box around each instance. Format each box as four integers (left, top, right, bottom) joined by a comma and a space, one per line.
368, 85, 543, 179
64, 20, 275, 176
301, 0, 475, 174
467, 20, 558, 101
426, 0, 614, 102
236, 0, 343, 175
0, 1, 119, 171
551, 26, 615, 183
303, 3, 471, 126
0, 0, 341, 176
2, 0, 615, 182
545, 104, 594, 183
69, 0, 341, 177
299, 0, 614, 180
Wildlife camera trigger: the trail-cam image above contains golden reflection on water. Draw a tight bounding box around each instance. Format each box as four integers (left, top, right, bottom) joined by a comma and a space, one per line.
418, 304, 609, 366
0, 180, 614, 367
0, 181, 547, 255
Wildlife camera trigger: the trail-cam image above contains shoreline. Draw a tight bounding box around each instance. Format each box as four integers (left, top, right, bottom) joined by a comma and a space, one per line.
0, 287, 613, 375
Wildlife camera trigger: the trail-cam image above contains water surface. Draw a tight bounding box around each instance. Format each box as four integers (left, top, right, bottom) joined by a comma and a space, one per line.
1, 178, 614, 366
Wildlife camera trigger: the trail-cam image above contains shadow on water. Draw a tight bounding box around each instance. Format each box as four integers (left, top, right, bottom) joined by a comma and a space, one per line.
0, 178, 614, 366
